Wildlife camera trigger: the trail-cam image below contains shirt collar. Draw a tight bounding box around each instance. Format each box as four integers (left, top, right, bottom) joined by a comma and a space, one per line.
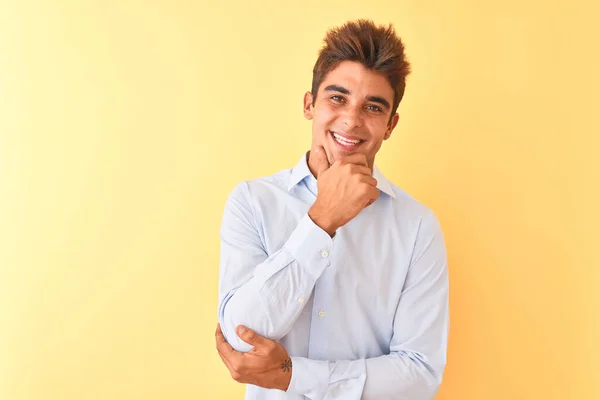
288, 151, 397, 199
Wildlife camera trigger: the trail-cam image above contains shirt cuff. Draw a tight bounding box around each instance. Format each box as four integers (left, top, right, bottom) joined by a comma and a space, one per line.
286, 357, 329, 399
283, 213, 334, 280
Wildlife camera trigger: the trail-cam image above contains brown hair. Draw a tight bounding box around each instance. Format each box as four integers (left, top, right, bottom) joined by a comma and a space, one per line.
311, 19, 411, 118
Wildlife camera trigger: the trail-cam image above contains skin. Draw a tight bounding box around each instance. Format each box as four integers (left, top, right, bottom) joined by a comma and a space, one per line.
305, 60, 400, 236
216, 60, 400, 391
304, 60, 399, 173
216, 324, 292, 391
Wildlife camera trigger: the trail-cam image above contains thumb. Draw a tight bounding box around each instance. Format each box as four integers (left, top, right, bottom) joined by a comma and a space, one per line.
312, 146, 330, 178
236, 325, 268, 348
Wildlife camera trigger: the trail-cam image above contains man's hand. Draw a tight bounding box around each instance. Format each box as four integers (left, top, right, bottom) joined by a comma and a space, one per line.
308, 146, 380, 236
215, 324, 292, 392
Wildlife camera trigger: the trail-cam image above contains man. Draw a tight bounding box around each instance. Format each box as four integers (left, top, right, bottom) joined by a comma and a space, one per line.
216, 19, 449, 400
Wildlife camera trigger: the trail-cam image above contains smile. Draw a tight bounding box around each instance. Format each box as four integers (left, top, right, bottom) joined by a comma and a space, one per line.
329, 131, 364, 149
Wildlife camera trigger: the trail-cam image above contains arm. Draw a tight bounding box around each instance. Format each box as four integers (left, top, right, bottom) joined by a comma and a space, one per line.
218, 182, 334, 352
286, 211, 449, 400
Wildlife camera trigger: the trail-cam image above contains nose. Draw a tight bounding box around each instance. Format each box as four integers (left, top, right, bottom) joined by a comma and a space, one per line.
340, 104, 363, 130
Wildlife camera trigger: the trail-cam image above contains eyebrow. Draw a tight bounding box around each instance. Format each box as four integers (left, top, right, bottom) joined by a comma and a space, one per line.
324, 84, 351, 95
323, 84, 391, 110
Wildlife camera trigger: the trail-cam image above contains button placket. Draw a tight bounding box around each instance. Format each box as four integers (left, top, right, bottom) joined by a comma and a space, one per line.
320, 248, 331, 267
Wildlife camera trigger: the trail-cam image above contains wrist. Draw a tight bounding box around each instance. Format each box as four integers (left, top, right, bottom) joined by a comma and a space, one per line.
308, 206, 337, 237
277, 357, 293, 391
278, 372, 292, 392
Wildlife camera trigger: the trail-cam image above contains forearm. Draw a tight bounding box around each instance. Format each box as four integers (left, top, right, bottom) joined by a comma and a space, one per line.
219, 214, 333, 352
362, 352, 442, 399
287, 210, 449, 399
288, 352, 442, 400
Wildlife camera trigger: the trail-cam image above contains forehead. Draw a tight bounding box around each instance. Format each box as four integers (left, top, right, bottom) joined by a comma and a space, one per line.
319, 60, 394, 101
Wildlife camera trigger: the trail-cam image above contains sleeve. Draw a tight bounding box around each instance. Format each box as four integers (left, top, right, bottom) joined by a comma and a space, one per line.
218, 182, 335, 352
285, 211, 449, 400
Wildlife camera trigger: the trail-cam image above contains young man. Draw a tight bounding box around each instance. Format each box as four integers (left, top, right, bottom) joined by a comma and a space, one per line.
216, 19, 449, 400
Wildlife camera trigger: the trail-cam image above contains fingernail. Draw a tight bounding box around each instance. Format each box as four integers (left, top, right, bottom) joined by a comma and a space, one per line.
237, 326, 247, 334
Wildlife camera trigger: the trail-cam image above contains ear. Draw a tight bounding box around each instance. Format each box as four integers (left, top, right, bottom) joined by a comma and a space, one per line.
384, 113, 400, 140
303, 91, 314, 120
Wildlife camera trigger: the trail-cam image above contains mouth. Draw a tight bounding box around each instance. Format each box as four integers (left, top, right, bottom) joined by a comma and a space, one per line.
329, 130, 365, 151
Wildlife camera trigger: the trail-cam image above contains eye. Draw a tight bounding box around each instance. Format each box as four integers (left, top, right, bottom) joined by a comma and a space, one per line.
366, 104, 383, 113
330, 95, 345, 103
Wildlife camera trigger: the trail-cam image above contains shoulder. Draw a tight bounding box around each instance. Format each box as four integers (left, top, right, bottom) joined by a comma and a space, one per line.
225, 167, 293, 207
385, 181, 444, 234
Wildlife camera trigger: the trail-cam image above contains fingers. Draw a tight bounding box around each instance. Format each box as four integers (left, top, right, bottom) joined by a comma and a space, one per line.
341, 153, 368, 168
217, 346, 244, 383
357, 172, 377, 184
217, 346, 234, 372
369, 187, 381, 201
367, 186, 380, 204
215, 323, 245, 380
215, 323, 235, 356
311, 146, 330, 178
237, 325, 269, 349
350, 164, 373, 178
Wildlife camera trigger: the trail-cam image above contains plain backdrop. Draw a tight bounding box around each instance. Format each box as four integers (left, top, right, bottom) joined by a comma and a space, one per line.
1, 1, 598, 399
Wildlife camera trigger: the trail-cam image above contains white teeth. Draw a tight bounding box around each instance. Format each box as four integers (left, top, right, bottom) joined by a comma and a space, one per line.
332, 132, 361, 145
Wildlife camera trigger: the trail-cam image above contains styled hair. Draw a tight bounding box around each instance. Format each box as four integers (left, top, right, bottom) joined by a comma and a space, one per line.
311, 19, 411, 117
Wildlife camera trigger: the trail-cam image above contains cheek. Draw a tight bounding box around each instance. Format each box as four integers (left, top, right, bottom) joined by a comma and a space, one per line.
365, 121, 388, 141
365, 139, 384, 154
313, 105, 337, 125
311, 110, 332, 139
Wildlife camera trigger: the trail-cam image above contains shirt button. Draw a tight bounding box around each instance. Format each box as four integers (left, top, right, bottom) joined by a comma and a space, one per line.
320, 250, 329, 258
298, 296, 305, 303
318, 310, 325, 318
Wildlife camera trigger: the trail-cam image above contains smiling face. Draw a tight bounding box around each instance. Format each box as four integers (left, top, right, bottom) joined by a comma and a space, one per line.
304, 60, 400, 171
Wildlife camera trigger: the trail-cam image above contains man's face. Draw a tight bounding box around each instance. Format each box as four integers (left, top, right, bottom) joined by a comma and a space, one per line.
304, 61, 399, 169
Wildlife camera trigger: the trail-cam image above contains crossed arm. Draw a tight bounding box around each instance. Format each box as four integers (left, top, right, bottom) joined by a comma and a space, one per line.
217, 182, 449, 399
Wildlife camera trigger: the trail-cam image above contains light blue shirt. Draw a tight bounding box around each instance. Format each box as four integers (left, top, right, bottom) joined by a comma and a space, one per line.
218, 152, 449, 400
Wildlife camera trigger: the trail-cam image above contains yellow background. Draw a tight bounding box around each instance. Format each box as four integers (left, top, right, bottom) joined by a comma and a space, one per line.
1, 1, 598, 399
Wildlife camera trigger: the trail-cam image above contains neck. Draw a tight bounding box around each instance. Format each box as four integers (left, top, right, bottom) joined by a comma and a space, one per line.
306, 151, 319, 178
